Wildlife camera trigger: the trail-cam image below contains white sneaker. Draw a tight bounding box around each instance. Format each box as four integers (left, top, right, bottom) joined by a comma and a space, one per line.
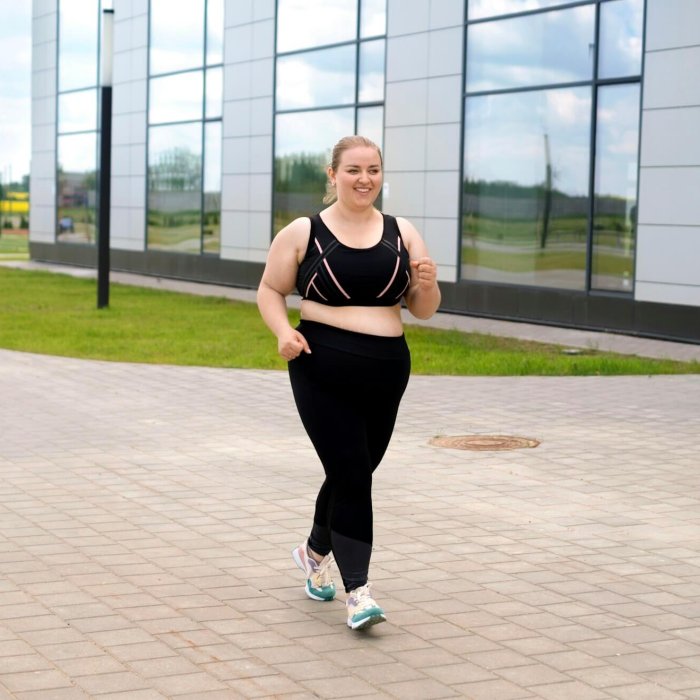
291, 540, 336, 601
346, 583, 386, 630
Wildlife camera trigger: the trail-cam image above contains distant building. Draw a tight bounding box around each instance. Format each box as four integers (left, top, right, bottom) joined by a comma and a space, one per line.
30, 0, 700, 342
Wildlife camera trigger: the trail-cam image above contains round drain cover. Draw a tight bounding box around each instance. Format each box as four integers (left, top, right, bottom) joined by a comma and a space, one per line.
429, 435, 540, 451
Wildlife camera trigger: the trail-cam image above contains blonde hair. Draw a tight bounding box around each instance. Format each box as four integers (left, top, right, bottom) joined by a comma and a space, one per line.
323, 135, 383, 205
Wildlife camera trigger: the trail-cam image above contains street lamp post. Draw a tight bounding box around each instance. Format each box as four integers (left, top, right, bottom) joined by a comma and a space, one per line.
97, 8, 114, 309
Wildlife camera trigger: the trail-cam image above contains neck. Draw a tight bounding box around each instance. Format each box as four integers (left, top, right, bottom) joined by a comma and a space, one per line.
330, 201, 379, 225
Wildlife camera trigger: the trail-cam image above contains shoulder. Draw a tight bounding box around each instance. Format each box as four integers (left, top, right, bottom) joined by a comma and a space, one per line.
272, 216, 312, 251
393, 216, 428, 256
393, 215, 420, 243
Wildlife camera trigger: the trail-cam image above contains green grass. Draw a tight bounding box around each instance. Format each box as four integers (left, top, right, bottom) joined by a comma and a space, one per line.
0, 266, 697, 376
0, 231, 29, 260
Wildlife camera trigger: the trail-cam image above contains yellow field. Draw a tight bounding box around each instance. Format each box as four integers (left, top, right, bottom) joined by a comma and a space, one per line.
1, 194, 29, 214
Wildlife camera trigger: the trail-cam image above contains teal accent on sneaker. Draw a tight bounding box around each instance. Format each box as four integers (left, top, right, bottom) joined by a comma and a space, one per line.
292, 541, 336, 601
346, 583, 386, 630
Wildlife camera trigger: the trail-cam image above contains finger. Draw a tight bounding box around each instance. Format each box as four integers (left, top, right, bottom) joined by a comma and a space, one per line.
298, 333, 312, 354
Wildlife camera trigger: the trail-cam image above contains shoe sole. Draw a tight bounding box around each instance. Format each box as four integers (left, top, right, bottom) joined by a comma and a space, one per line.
348, 613, 386, 630
292, 546, 335, 602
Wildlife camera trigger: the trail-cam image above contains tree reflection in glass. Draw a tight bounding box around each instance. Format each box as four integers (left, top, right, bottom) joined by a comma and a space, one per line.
274, 109, 354, 231
462, 88, 591, 290
57, 133, 98, 243
592, 84, 640, 292
147, 124, 203, 254
203, 122, 222, 254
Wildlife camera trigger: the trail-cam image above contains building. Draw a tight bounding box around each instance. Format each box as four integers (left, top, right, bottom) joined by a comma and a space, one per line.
30, 0, 700, 342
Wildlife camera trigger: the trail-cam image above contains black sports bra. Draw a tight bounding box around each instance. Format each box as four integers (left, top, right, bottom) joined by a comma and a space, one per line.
296, 214, 411, 307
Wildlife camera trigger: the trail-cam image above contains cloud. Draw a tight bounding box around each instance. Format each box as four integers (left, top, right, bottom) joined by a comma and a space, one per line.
0, 6, 31, 180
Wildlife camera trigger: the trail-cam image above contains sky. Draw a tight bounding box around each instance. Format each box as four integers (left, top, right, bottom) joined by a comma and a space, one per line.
0, 1, 32, 186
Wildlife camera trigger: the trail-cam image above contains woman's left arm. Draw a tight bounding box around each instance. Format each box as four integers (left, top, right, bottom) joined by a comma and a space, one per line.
397, 216, 442, 320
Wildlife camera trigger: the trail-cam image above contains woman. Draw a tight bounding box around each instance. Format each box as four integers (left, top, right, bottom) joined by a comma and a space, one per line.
257, 135, 440, 630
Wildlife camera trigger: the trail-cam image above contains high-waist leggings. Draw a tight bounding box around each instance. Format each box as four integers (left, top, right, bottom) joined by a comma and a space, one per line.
288, 320, 411, 592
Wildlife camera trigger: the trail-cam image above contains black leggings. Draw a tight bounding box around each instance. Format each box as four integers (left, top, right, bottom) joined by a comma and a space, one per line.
288, 320, 410, 592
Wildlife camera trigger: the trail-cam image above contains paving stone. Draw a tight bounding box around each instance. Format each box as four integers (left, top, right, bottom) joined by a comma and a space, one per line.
2, 349, 700, 699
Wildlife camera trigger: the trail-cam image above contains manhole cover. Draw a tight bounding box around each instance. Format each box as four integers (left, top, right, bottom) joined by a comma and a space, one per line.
429, 435, 540, 451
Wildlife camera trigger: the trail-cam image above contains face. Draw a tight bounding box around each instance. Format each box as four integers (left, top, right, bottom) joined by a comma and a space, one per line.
329, 146, 382, 208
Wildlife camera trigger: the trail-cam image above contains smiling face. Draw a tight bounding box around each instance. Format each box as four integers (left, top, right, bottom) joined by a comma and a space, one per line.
329, 145, 383, 210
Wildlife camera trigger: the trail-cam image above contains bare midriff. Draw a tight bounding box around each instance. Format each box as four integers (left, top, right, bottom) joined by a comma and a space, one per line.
300, 299, 404, 337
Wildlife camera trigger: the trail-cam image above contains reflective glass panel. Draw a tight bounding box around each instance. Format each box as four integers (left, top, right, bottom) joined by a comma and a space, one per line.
591, 84, 640, 292
466, 6, 595, 92
149, 71, 204, 124
359, 40, 385, 103
147, 123, 203, 253
462, 88, 592, 290
57, 132, 98, 244
276, 45, 356, 110
58, 0, 99, 91
357, 106, 384, 151
598, 0, 644, 79
205, 67, 223, 119
277, 0, 357, 53
361, 0, 387, 37
468, 0, 572, 20
58, 89, 98, 134
206, 0, 224, 65
203, 121, 222, 254
150, 0, 205, 75
274, 108, 354, 230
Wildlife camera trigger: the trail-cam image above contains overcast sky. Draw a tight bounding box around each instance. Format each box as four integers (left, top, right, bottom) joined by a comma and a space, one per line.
0, 1, 31, 185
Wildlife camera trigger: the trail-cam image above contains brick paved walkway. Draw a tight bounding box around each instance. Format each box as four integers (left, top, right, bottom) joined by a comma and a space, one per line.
1, 349, 699, 699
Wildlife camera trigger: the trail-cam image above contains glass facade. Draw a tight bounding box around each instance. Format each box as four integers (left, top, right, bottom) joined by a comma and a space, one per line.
273, 0, 387, 231
463, 0, 644, 293
147, 0, 222, 254
56, 0, 102, 244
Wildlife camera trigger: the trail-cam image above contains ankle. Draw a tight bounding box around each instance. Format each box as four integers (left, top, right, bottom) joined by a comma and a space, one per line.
307, 544, 324, 564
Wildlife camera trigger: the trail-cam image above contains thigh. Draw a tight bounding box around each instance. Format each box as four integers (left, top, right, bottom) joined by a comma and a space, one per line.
288, 348, 372, 486
363, 352, 411, 470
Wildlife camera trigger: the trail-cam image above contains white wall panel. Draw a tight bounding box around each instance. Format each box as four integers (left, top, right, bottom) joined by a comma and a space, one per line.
426, 124, 460, 171
381, 172, 426, 218
385, 80, 428, 127
386, 33, 429, 81
428, 27, 462, 77
637, 2, 700, 307
430, 0, 464, 29
384, 126, 427, 171
643, 48, 700, 109
638, 167, 700, 226
635, 282, 700, 307
641, 107, 700, 167
387, 0, 429, 36
645, 0, 700, 51
637, 225, 700, 286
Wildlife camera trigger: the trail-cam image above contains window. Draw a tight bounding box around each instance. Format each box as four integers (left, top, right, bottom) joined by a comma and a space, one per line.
273, 0, 387, 231
56, 0, 102, 244
146, 0, 223, 254
462, 0, 644, 293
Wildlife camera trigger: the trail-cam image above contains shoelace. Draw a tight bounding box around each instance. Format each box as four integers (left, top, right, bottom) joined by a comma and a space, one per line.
311, 554, 334, 587
349, 583, 377, 611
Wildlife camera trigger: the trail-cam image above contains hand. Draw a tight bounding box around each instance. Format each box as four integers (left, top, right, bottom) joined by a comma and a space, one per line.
410, 257, 437, 290
278, 328, 311, 361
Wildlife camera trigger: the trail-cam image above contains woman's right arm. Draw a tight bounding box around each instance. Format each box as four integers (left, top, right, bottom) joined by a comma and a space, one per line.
256, 218, 312, 360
